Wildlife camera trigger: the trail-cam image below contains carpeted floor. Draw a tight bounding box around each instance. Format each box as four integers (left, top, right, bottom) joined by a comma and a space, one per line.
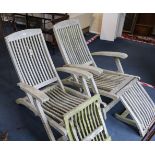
0, 31, 155, 141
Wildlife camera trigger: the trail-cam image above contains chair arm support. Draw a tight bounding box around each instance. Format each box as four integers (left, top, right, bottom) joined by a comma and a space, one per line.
18, 83, 50, 103
64, 64, 103, 76
92, 51, 128, 59
56, 67, 93, 79
92, 51, 128, 73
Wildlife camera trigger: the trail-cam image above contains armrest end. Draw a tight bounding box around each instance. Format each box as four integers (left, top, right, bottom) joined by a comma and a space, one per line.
18, 83, 49, 102
65, 64, 103, 76
92, 51, 128, 59
56, 67, 93, 79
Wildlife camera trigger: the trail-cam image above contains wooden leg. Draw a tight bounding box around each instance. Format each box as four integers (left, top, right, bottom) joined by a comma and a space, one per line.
115, 109, 137, 127
16, 97, 56, 140
16, 98, 38, 116
57, 135, 68, 141
141, 122, 155, 141
104, 98, 120, 113
35, 100, 55, 141
102, 108, 107, 120
105, 136, 112, 141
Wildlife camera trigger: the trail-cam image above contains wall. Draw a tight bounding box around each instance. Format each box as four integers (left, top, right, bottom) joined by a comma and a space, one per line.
115, 13, 126, 37
69, 13, 92, 29
70, 13, 125, 41
152, 26, 155, 35
100, 13, 125, 41
89, 13, 103, 34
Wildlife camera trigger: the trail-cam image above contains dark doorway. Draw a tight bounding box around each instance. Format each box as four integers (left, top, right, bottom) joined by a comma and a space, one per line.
123, 13, 155, 36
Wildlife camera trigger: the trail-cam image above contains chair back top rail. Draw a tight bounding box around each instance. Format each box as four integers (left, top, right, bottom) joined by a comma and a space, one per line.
53, 19, 96, 66
5, 29, 63, 89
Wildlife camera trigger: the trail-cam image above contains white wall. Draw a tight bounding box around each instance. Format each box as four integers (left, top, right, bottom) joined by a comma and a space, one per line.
69, 13, 92, 29
116, 13, 126, 37
100, 13, 125, 41
89, 13, 103, 34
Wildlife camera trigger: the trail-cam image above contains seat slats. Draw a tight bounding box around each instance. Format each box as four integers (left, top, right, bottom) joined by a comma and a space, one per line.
48, 91, 76, 109
76, 72, 131, 92
41, 86, 87, 124
54, 88, 85, 104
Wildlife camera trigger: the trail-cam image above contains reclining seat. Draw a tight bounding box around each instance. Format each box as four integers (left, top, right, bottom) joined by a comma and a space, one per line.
5, 29, 111, 141
53, 19, 155, 137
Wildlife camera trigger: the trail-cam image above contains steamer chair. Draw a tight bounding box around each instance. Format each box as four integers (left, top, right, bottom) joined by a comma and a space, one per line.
53, 19, 155, 137
5, 29, 111, 141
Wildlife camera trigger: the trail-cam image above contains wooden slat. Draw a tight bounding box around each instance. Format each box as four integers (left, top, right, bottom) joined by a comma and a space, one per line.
6, 29, 59, 89
71, 25, 87, 64
15, 39, 37, 85
29, 36, 47, 81
76, 24, 93, 63
69, 118, 79, 141
24, 37, 40, 85
62, 27, 79, 64
74, 114, 83, 140
54, 88, 84, 104
19, 39, 34, 85
9, 41, 27, 83
33, 34, 52, 79
42, 86, 92, 126
63, 94, 110, 141
60, 26, 77, 64
121, 81, 155, 135
49, 91, 76, 109
66, 26, 82, 64
93, 103, 104, 140
131, 85, 152, 126
54, 20, 93, 65
123, 91, 146, 129
91, 103, 101, 140
37, 34, 57, 78
135, 83, 155, 119
82, 126, 103, 141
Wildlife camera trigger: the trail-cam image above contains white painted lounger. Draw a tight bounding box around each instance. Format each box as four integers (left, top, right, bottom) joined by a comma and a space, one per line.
5, 29, 111, 141
53, 19, 155, 137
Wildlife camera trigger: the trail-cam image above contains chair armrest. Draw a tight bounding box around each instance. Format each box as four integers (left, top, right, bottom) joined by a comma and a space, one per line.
18, 82, 49, 103
64, 64, 103, 76
56, 67, 93, 79
92, 51, 128, 59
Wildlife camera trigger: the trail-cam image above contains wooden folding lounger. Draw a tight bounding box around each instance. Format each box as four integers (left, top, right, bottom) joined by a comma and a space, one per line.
5, 29, 111, 141
53, 19, 155, 137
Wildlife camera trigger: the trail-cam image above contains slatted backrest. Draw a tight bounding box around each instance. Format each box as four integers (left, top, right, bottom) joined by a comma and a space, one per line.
53, 19, 95, 65
5, 29, 61, 89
